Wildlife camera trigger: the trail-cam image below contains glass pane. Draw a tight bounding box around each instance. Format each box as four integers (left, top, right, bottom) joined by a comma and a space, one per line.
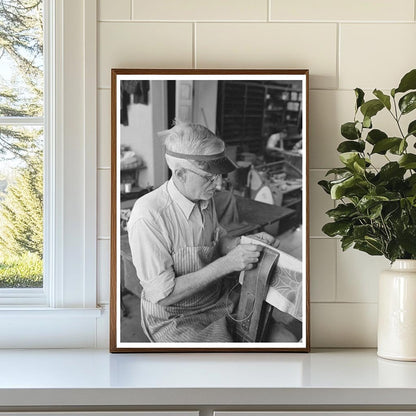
0, 0, 44, 117
0, 126, 43, 288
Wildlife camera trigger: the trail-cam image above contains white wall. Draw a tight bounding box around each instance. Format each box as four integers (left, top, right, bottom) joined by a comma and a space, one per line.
119, 81, 168, 189
193, 80, 218, 132
96, 0, 416, 348
120, 101, 153, 188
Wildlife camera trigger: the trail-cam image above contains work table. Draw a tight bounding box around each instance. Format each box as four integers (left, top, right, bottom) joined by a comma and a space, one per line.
0, 348, 416, 413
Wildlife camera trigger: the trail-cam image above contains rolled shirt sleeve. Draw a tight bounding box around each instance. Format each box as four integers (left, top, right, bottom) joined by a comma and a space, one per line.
127, 216, 175, 304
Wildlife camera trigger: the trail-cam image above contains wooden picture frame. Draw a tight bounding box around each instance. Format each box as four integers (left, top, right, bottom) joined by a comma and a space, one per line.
110, 69, 310, 352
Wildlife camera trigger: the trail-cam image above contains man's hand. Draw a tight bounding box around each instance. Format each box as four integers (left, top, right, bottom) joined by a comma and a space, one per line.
223, 243, 263, 272
247, 231, 280, 248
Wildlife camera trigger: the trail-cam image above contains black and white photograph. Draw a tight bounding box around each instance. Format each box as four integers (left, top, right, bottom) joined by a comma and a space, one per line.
110, 70, 309, 352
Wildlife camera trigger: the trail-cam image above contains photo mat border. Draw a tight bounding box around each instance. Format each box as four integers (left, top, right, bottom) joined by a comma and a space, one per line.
110, 69, 310, 353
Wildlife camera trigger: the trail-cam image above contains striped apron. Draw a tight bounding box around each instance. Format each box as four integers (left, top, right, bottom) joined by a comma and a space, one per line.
140, 243, 235, 342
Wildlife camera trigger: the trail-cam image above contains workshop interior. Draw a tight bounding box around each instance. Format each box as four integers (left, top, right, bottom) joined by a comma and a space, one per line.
119, 79, 304, 343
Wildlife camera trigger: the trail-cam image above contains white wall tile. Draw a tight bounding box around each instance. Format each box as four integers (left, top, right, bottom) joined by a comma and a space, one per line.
132, 0, 267, 21
98, 169, 111, 239
196, 23, 338, 89
310, 239, 336, 302
309, 170, 334, 237
336, 244, 389, 302
98, 22, 193, 89
309, 90, 353, 169
98, 89, 111, 168
98, 0, 131, 21
97, 239, 110, 304
340, 24, 416, 90
311, 303, 377, 347
271, 0, 414, 22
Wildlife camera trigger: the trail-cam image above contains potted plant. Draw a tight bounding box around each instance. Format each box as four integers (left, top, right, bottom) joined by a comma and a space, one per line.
319, 68, 416, 361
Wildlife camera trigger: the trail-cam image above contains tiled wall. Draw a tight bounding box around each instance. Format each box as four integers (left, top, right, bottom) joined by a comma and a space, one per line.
96, 0, 416, 347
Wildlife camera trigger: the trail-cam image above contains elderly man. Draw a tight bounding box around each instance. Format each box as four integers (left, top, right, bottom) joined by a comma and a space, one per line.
127, 122, 277, 343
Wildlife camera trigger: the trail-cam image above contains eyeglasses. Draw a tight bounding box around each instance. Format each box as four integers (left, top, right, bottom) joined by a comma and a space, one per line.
184, 168, 221, 185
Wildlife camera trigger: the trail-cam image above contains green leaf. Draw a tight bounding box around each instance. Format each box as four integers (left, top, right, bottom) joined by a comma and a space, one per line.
398, 227, 416, 255
408, 174, 416, 185
407, 196, 416, 207
369, 203, 383, 220
399, 92, 416, 115
399, 139, 407, 154
399, 154, 416, 169
354, 241, 383, 256
373, 89, 391, 110
322, 221, 351, 237
357, 195, 389, 212
384, 204, 400, 222
360, 99, 384, 119
365, 236, 384, 251
389, 139, 408, 155
353, 224, 374, 240
355, 88, 365, 110
410, 207, 416, 222
408, 120, 416, 138
341, 235, 355, 251
353, 158, 366, 174
326, 203, 356, 220
371, 137, 402, 154
330, 175, 367, 200
362, 115, 372, 129
395, 69, 416, 94
366, 129, 388, 145
386, 240, 402, 263
339, 152, 360, 167
400, 198, 410, 211
378, 162, 406, 181
337, 140, 365, 153
341, 122, 360, 140
406, 174, 416, 190
391, 88, 396, 97
330, 176, 355, 199
406, 175, 416, 197
325, 167, 351, 176
318, 180, 331, 194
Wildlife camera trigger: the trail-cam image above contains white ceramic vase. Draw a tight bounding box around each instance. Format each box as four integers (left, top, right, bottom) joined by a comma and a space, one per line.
378, 259, 416, 361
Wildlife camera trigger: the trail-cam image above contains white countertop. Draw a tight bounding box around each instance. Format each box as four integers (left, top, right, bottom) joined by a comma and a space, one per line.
0, 348, 416, 407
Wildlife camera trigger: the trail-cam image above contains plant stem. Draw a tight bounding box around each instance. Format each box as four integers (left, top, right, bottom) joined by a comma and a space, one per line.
390, 96, 406, 139
380, 214, 392, 241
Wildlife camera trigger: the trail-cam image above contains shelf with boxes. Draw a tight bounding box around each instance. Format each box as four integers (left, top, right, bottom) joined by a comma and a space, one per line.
217, 80, 302, 156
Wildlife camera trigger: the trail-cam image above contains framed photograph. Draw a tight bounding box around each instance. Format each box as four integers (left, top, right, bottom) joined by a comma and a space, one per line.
110, 69, 310, 352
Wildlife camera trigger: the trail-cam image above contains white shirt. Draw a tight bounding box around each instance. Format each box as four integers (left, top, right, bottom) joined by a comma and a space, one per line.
266, 132, 284, 150
127, 179, 225, 303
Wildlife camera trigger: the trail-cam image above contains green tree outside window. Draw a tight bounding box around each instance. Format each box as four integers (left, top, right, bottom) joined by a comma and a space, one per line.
0, 0, 43, 288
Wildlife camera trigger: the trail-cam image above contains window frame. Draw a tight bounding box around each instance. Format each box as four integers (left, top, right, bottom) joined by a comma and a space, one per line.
0, 1, 49, 305
0, 0, 100, 348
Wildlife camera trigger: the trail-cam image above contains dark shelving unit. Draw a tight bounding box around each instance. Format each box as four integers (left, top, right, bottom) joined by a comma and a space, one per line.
217, 80, 302, 156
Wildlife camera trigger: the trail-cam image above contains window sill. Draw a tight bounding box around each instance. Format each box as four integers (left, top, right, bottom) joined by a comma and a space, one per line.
0, 306, 102, 316
0, 307, 103, 348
